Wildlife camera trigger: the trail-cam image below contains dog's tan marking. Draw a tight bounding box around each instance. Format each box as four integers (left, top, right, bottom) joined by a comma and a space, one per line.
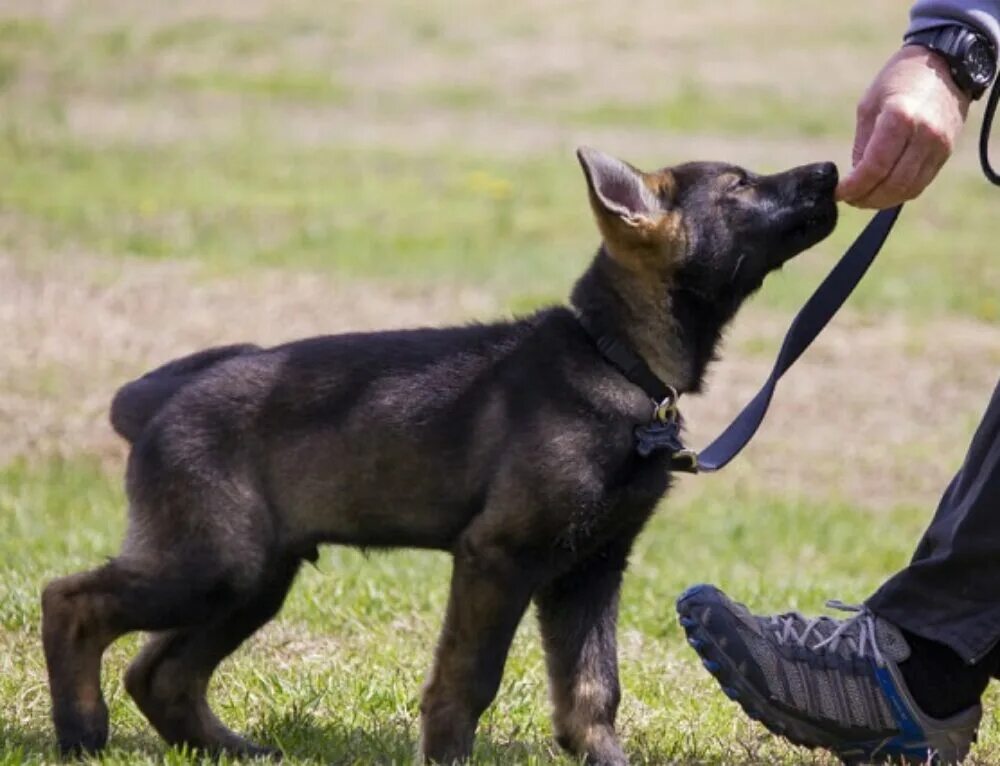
576, 148, 695, 390
642, 168, 678, 204
546, 637, 626, 766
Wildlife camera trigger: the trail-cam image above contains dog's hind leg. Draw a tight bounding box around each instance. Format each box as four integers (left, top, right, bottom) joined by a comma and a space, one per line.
41, 558, 247, 756
534, 540, 633, 766
43, 453, 281, 756
124, 555, 300, 757
419, 522, 543, 764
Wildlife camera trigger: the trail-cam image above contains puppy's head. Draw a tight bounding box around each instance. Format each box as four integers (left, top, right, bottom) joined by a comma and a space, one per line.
577, 147, 838, 388
577, 146, 837, 307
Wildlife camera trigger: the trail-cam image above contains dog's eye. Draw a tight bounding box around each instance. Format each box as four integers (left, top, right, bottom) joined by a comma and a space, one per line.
728, 174, 751, 192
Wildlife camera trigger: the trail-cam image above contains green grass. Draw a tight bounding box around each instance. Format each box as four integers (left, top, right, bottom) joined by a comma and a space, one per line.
569, 82, 847, 139
171, 71, 348, 103
0, 127, 997, 320
0, 0, 994, 321
7, 458, 1000, 765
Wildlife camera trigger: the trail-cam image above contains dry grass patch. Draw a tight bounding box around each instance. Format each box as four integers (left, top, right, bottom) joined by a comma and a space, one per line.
3, 251, 996, 516
682, 311, 999, 511
0, 253, 496, 465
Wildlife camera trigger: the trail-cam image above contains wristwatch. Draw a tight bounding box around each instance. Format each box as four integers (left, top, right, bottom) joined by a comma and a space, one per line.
906, 24, 998, 100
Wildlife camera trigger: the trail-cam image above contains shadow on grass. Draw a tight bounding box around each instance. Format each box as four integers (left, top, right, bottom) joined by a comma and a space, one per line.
0, 712, 791, 765
260, 709, 567, 764
0, 716, 565, 765
0, 723, 56, 764
0, 721, 167, 764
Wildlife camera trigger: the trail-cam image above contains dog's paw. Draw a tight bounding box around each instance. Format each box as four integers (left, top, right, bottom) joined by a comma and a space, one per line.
227, 741, 283, 761
53, 702, 109, 758
556, 727, 629, 766
585, 752, 629, 766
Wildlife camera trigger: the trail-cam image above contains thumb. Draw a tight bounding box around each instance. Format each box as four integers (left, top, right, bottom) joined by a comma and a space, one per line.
838, 101, 878, 200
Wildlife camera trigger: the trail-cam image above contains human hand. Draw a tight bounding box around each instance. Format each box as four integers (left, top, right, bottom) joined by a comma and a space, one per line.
837, 45, 971, 208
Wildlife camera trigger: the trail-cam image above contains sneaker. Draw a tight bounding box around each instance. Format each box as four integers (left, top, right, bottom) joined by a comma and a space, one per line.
675, 584, 981, 765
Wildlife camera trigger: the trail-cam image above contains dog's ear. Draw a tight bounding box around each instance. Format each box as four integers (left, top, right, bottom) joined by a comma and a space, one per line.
577, 147, 678, 260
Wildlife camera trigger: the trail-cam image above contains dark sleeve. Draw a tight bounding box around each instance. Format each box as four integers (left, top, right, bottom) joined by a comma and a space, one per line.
907, 1, 1000, 51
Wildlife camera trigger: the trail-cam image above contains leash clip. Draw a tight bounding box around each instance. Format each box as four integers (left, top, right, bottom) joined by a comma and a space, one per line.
652, 386, 681, 424
669, 448, 700, 473
637, 389, 701, 473
634, 419, 700, 472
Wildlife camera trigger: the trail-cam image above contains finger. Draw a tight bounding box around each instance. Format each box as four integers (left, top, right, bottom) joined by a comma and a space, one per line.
836, 102, 878, 202
911, 146, 950, 198
852, 100, 878, 168
908, 122, 954, 196
837, 107, 914, 204
838, 108, 911, 202
856, 121, 951, 207
855, 134, 925, 208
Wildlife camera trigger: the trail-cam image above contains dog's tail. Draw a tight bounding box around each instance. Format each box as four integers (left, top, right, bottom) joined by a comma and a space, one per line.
109, 343, 261, 444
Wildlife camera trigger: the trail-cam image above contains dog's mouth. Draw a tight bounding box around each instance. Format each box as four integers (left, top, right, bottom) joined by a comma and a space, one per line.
776, 199, 838, 264
790, 206, 837, 243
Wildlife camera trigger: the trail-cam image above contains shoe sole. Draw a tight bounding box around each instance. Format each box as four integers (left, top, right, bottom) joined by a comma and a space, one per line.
676, 584, 954, 766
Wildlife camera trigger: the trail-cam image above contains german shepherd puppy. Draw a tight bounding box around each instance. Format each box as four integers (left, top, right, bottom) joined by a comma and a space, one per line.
41, 148, 837, 765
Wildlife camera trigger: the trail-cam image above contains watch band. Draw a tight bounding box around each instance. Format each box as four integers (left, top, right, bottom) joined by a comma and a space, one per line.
906, 24, 997, 100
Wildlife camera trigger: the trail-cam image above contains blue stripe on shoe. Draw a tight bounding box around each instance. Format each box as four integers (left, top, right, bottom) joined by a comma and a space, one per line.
872, 664, 925, 742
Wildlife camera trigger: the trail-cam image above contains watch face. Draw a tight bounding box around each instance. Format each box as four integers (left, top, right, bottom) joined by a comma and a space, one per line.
966, 38, 996, 85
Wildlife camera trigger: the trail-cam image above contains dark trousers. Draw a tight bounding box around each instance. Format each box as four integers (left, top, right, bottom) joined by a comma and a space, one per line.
867, 378, 1000, 664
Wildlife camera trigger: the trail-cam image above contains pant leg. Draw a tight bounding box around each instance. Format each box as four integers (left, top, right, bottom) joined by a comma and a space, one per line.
867, 378, 1000, 664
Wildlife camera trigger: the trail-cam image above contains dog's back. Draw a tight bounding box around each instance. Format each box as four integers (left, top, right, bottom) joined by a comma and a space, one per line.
125, 309, 653, 556
109, 343, 260, 442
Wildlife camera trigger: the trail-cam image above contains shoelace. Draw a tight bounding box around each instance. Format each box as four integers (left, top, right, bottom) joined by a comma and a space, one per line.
768, 601, 886, 667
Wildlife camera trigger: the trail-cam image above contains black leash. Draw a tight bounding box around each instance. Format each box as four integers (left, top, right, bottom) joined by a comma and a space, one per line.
694, 205, 902, 472
981, 78, 1000, 185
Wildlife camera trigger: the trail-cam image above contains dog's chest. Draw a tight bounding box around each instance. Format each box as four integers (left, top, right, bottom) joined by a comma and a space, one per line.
556, 452, 673, 560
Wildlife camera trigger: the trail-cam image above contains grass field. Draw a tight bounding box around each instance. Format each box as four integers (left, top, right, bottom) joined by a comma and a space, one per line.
1, 1, 999, 763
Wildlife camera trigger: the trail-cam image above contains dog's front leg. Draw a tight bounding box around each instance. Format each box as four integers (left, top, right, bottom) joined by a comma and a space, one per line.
419, 528, 539, 764
535, 543, 631, 766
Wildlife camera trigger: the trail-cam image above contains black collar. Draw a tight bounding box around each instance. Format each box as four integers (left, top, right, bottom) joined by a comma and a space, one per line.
576, 312, 674, 404
577, 310, 698, 472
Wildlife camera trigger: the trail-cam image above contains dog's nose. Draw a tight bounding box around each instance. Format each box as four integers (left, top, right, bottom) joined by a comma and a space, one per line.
809, 162, 838, 191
